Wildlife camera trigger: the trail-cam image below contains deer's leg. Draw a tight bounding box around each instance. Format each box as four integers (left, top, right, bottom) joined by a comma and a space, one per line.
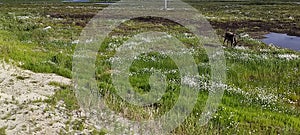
234, 37, 237, 46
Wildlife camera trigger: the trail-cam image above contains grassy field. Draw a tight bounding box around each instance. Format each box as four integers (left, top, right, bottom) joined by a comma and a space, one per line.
0, 1, 299, 134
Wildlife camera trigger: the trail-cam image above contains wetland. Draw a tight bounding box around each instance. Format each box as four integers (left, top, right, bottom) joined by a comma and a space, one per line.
0, 0, 299, 134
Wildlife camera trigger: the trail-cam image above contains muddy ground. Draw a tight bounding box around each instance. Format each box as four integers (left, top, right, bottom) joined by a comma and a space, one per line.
210, 20, 300, 39
47, 11, 300, 40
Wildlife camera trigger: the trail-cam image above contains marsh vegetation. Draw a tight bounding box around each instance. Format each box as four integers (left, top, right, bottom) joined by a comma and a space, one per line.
0, 0, 299, 134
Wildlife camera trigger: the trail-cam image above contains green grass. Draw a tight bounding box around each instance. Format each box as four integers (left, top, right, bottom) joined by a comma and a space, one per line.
16, 76, 30, 80
0, 1, 299, 134
0, 127, 6, 135
93, 14, 299, 134
92, 129, 107, 135
45, 82, 80, 111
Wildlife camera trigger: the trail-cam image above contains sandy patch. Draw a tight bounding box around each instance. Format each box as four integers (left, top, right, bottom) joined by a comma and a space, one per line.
0, 61, 96, 134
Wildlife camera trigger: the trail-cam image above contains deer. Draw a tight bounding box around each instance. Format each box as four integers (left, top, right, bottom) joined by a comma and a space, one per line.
223, 31, 238, 47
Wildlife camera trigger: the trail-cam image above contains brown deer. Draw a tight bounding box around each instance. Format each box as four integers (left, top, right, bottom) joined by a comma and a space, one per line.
223, 31, 237, 47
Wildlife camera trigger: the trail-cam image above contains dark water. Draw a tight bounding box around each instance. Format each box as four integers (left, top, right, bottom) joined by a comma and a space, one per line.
62, 0, 89, 2
62, 0, 114, 4
262, 33, 300, 51
94, 2, 115, 5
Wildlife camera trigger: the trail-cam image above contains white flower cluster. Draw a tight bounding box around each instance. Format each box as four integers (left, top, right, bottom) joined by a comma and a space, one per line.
277, 54, 299, 60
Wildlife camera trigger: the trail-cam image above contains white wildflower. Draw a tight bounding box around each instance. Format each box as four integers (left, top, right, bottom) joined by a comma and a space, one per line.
43, 26, 52, 30
235, 46, 248, 50
85, 39, 93, 43
72, 40, 79, 44
278, 54, 299, 60
17, 16, 30, 20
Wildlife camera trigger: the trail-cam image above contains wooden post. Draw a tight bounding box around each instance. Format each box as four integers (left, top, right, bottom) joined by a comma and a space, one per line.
164, 0, 168, 10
